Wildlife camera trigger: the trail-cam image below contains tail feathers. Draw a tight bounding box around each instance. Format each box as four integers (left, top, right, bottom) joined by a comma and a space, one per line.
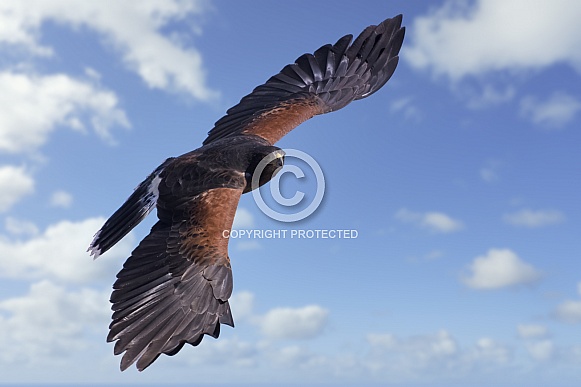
88, 158, 173, 259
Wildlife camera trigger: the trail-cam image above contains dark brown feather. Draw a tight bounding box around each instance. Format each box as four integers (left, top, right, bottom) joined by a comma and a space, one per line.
240, 96, 325, 145
203, 14, 405, 145
109, 176, 244, 371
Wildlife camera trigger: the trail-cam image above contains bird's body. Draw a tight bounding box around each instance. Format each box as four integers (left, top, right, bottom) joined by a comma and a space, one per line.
89, 15, 405, 371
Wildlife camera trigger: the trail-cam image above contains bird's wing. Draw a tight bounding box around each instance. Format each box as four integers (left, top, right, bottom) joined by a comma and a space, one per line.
203, 14, 405, 146
108, 155, 245, 371
88, 158, 174, 259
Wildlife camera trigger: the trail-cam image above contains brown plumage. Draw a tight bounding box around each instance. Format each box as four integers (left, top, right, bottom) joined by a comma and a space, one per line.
89, 15, 405, 371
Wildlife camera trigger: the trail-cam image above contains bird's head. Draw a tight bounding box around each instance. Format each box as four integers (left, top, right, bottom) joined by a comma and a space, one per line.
244, 146, 285, 193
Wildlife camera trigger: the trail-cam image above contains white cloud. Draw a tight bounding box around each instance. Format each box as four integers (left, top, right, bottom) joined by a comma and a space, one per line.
260, 305, 329, 340
422, 212, 464, 233
479, 159, 502, 183
553, 282, 581, 324
4, 217, 39, 236
406, 0, 581, 79
50, 190, 73, 208
462, 248, 541, 290
235, 241, 262, 251
229, 293, 330, 344
0, 0, 217, 100
185, 336, 261, 369
395, 208, 464, 233
176, 296, 333, 372
407, 249, 444, 264
0, 165, 34, 212
520, 92, 581, 129
517, 324, 548, 339
389, 97, 422, 122
231, 208, 261, 251
517, 325, 554, 362
367, 330, 458, 365
525, 339, 555, 362
271, 345, 311, 367
503, 208, 565, 228
367, 333, 397, 349
469, 337, 512, 365
0, 217, 133, 284
480, 167, 498, 183
229, 291, 255, 322
180, 330, 333, 372
555, 300, 581, 324
269, 345, 330, 370
232, 207, 255, 229
0, 280, 109, 364
0, 71, 130, 154
366, 330, 511, 376
466, 85, 516, 109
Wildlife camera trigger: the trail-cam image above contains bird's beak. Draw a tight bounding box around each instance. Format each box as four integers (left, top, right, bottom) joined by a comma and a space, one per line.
275, 155, 284, 168
271, 152, 285, 177
273, 150, 285, 168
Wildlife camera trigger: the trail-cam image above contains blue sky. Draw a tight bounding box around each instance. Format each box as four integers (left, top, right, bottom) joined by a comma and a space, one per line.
0, 0, 580, 385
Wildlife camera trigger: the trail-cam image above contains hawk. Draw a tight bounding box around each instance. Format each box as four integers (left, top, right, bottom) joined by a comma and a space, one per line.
89, 15, 405, 371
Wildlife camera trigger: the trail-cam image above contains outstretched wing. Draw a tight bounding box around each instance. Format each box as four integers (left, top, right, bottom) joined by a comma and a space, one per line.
108, 155, 245, 371
203, 14, 405, 146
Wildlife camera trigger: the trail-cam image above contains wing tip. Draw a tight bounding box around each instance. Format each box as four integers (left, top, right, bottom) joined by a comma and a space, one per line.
87, 230, 102, 260
381, 14, 403, 30
116, 324, 229, 372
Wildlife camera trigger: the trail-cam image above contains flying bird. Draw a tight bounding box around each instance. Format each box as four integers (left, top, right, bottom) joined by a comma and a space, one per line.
89, 15, 405, 371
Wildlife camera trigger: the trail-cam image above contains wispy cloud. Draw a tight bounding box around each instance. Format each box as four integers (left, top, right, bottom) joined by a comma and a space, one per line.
503, 209, 565, 228
555, 301, 581, 324
480, 167, 498, 183
389, 96, 422, 122
517, 324, 548, 339
4, 217, 39, 237
232, 207, 255, 229
395, 208, 464, 233
466, 84, 516, 109
554, 282, 581, 324
524, 339, 555, 361
235, 241, 262, 251
50, 190, 73, 208
480, 159, 503, 183
366, 330, 512, 376
229, 291, 255, 322
407, 249, 444, 263
520, 92, 581, 129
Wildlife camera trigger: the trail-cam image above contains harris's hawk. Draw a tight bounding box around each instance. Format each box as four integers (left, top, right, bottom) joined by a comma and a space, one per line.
89, 15, 405, 371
